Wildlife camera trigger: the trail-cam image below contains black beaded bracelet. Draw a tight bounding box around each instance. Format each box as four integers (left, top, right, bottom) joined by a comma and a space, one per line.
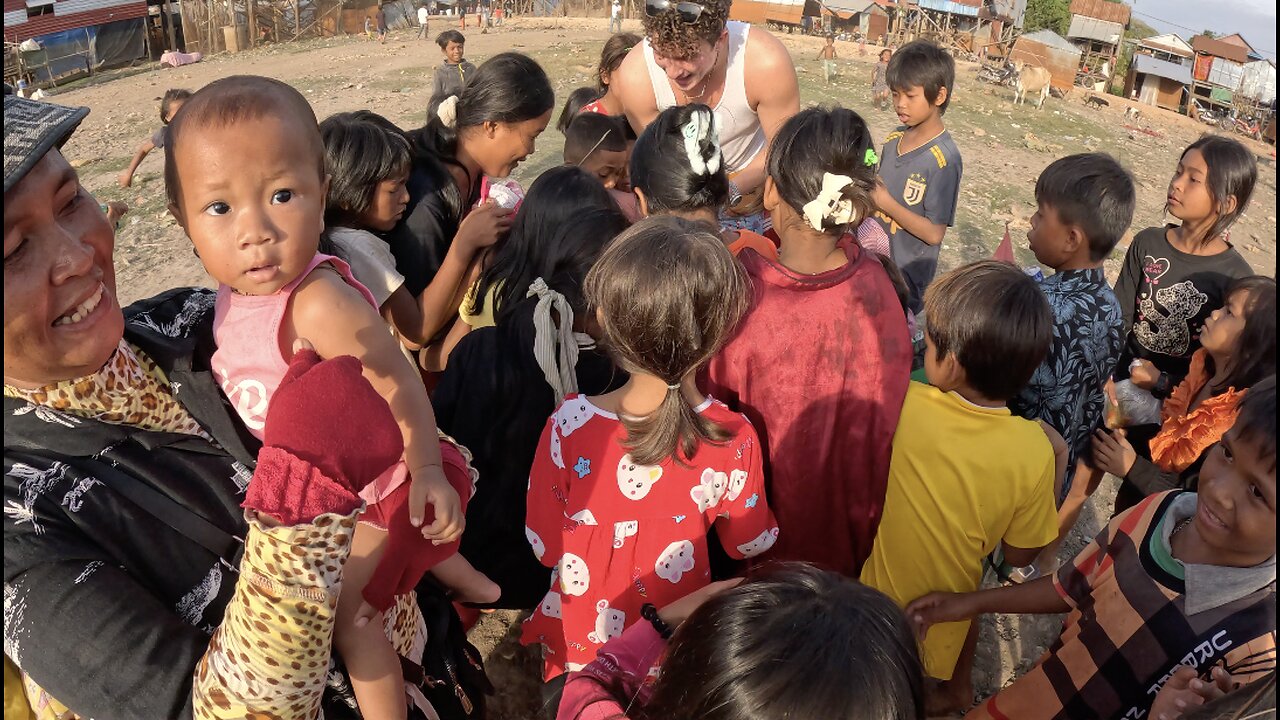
640, 603, 673, 639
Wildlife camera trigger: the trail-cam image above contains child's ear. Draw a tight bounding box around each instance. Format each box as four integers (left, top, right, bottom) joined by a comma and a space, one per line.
762, 176, 780, 212
484, 120, 499, 138
1219, 194, 1239, 217
168, 202, 186, 230
634, 187, 651, 217
1065, 225, 1087, 256
934, 86, 949, 109
600, 69, 611, 87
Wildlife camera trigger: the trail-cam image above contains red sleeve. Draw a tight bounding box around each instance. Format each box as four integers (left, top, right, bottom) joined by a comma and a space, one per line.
526, 419, 569, 568
713, 423, 779, 560
557, 622, 667, 720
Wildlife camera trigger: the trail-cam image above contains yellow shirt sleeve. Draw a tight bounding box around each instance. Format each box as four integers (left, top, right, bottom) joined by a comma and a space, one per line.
1002, 449, 1059, 551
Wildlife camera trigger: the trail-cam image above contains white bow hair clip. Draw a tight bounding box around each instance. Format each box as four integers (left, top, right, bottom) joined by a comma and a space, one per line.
802, 172, 859, 231
437, 95, 460, 128
681, 110, 722, 176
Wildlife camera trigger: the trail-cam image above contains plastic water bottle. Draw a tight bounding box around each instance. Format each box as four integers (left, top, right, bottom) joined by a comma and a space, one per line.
1022, 266, 1045, 282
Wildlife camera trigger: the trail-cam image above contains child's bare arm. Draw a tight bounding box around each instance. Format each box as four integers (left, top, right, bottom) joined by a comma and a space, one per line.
118, 139, 156, 188
287, 269, 462, 543
906, 575, 1070, 635
872, 178, 948, 246
382, 202, 510, 345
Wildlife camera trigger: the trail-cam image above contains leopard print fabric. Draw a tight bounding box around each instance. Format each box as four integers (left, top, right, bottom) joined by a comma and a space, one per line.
3, 340, 209, 439
193, 510, 361, 719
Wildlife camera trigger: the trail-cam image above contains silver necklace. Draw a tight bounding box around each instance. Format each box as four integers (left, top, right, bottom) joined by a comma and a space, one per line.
1170, 516, 1193, 540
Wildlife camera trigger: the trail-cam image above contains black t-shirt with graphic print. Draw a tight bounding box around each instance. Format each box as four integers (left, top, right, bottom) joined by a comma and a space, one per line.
1113, 225, 1253, 385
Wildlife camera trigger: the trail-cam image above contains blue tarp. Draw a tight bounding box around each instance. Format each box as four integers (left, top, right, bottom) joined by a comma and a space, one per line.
22, 18, 144, 84
1133, 53, 1192, 85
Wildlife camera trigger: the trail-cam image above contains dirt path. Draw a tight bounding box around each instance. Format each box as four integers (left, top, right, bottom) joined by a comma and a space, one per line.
42, 20, 1275, 719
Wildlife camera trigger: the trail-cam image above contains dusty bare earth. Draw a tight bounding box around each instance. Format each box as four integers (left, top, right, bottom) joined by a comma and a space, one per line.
42, 18, 1277, 719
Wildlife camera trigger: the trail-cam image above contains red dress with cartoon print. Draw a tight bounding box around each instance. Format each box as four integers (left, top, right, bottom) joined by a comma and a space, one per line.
521, 394, 779, 679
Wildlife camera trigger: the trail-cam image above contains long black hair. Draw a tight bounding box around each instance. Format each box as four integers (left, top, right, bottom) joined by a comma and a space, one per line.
1176, 135, 1258, 244
416, 52, 555, 215
1209, 275, 1276, 395
635, 564, 924, 720
630, 104, 729, 216
471, 165, 627, 325
766, 106, 877, 235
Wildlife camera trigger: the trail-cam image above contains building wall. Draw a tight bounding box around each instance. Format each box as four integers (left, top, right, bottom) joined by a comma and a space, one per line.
1009, 37, 1080, 91
4, 0, 147, 41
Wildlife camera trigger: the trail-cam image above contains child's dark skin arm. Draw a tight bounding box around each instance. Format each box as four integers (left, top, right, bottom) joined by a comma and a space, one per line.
118, 138, 157, 188
872, 178, 948, 246
1001, 541, 1045, 568
906, 576, 1071, 635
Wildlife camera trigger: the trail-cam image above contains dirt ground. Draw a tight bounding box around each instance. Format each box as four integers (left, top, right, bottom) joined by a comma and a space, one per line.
44, 18, 1277, 718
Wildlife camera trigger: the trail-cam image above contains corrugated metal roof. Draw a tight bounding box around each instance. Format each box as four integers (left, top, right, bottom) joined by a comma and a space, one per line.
1067, 14, 1122, 44
918, 0, 979, 16
1133, 53, 1192, 85
1019, 29, 1081, 54
823, 0, 875, 14
1191, 35, 1248, 64
1067, 0, 1129, 25
1141, 33, 1192, 58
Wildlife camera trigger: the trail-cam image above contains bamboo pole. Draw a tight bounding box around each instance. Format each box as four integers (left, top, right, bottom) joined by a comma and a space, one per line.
248, 0, 257, 47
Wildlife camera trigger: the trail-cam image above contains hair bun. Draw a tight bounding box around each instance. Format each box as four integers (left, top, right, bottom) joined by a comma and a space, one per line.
680, 108, 721, 177
437, 95, 459, 129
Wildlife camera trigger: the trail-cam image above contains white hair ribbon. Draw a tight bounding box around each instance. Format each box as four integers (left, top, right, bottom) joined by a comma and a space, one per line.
527, 278, 579, 401
801, 172, 858, 232
680, 109, 722, 177
437, 95, 460, 129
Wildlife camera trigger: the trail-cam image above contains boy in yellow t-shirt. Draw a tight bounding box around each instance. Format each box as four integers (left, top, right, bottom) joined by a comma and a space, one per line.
861, 260, 1060, 714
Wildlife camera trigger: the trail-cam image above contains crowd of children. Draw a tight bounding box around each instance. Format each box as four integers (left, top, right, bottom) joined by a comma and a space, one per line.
105, 25, 1273, 720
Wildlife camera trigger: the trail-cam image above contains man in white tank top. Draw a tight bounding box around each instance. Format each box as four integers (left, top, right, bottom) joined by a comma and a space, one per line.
612, 0, 798, 221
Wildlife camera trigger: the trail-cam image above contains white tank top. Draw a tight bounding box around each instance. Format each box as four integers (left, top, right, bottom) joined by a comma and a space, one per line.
642, 20, 766, 175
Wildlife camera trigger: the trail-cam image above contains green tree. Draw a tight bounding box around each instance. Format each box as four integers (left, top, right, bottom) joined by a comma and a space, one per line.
1200, 29, 1218, 39
1023, 0, 1070, 35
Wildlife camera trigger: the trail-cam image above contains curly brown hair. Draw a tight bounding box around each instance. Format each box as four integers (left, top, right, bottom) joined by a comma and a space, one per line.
642, 0, 730, 58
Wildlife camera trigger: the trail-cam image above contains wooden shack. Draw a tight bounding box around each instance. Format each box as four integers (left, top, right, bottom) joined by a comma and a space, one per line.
1008, 29, 1081, 92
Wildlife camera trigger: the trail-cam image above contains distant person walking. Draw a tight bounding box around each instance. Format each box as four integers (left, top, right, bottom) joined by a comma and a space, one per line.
417, 2, 431, 39
609, 0, 622, 33
375, 2, 388, 42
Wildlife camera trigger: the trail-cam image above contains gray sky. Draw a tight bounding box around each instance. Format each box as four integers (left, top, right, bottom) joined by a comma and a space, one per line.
1130, 0, 1276, 60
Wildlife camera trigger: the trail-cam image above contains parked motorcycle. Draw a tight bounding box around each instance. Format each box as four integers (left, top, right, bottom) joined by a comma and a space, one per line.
977, 61, 1016, 87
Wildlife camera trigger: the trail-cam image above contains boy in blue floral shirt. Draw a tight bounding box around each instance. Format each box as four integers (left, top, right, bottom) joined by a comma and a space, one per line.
1011, 154, 1135, 508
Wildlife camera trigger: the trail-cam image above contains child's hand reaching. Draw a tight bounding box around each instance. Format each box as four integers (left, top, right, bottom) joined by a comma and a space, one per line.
409, 463, 465, 543
455, 200, 513, 252
871, 177, 893, 211
1092, 428, 1137, 478
1148, 665, 1235, 719
904, 592, 977, 639
1129, 359, 1160, 390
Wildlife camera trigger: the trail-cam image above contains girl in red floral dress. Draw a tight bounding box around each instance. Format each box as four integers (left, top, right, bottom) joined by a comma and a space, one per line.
522, 216, 780, 679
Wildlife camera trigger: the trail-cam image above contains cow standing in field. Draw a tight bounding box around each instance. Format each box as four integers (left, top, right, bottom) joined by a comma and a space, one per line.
1012, 62, 1052, 109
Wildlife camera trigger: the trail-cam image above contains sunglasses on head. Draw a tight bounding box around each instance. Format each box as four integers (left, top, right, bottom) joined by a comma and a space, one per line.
645, 0, 705, 23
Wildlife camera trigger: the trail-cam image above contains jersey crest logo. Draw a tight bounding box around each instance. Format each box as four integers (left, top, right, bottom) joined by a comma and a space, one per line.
903, 173, 927, 206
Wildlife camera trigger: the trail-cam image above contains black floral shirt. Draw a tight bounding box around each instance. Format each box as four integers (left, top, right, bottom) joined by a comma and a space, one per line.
1009, 268, 1124, 495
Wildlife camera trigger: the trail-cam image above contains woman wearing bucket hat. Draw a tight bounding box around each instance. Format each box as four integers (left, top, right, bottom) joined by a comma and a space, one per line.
2, 86, 482, 719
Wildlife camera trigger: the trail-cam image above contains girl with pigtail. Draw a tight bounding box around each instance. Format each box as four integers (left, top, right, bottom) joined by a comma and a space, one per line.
383, 53, 554, 364
705, 106, 914, 579
521, 216, 780, 682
